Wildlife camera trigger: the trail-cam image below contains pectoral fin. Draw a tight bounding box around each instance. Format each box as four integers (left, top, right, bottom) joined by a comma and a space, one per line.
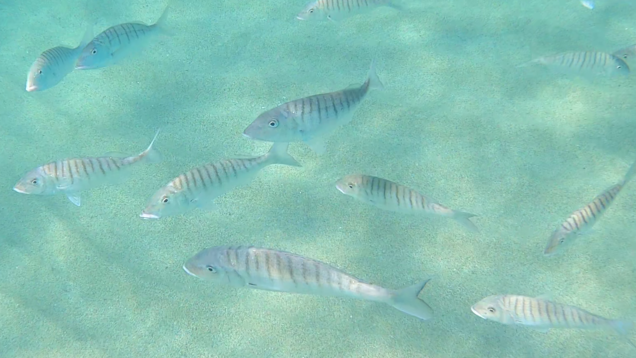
67, 193, 81, 206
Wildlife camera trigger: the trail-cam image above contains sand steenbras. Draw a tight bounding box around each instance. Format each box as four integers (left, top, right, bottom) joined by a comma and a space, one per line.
297, 0, 399, 21
243, 61, 383, 155
184, 245, 434, 320
471, 295, 635, 347
544, 159, 636, 256
518, 51, 630, 77
75, 5, 169, 70
13, 131, 161, 206
140, 143, 300, 219
25, 27, 93, 92
336, 174, 478, 232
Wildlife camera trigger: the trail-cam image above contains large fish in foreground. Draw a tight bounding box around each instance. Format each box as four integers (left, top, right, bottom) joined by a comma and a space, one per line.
26, 26, 93, 92
13, 131, 161, 206
184, 245, 434, 320
243, 61, 383, 155
518, 51, 630, 77
297, 0, 400, 21
544, 159, 636, 256
472, 294, 635, 348
75, 4, 169, 70
140, 143, 300, 219
336, 174, 478, 232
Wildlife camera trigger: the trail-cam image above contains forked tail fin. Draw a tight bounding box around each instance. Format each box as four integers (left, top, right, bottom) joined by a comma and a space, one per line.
387, 279, 433, 320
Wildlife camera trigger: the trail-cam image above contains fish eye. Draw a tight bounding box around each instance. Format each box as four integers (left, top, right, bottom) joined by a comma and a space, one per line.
617, 65, 622, 69
91, 48, 97, 55
268, 119, 279, 128
559, 238, 565, 244
30, 178, 38, 185
487, 307, 496, 313
347, 183, 354, 189
161, 197, 169, 203
37, 70, 43, 75
309, 8, 314, 13
206, 265, 216, 273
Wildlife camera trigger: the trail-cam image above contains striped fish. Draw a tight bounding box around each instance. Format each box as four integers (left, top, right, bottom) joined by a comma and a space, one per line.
518, 51, 630, 77
336, 174, 478, 232
544, 159, 636, 256
184, 245, 433, 320
140, 142, 300, 219
26, 26, 93, 92
471, 295, 634, 347
13, 131, 161, 206
75, 5, 169, 70
242, 61, 383, 155
297, 0, 399, 21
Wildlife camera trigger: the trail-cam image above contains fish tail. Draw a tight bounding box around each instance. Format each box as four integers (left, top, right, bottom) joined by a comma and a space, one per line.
452, 210, 479, 232
610, 320, 636, 349
366, 59, 384, 91
622, 157, 636, 184
154, 2, 171, 34
139, 129, 162, 164
266, 142, 302, 167
387, 279, 434, 320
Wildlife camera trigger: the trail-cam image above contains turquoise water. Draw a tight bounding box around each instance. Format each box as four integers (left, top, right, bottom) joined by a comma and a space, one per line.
2, 0, 636, 357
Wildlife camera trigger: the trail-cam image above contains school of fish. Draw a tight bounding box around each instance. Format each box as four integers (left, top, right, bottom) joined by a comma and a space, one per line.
14, 0, 636, 354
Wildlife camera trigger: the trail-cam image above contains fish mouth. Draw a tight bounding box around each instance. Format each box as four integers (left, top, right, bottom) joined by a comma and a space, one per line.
242, 132, 253, 139
13, 186, 28, 194
26, 84, 37, 92
335, 184, 346, 194
182, 264, 197, 277
470, 306, 486, 319
296, 16, 306, 20
139, 212, 159, 219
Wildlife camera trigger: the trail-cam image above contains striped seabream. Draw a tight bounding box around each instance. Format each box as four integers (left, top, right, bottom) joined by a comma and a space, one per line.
13, 131, 161, 206
75, 4, 169, 70
471, 295, 634, 347
184, 245, 434, 320
26, 26, 93, 92
140, 142, 300, 219
544, 159, 636, 256
518, 51, 630, 77
297, 0, 399, 21
335, 174, 478, 232
242, 61, 383, 155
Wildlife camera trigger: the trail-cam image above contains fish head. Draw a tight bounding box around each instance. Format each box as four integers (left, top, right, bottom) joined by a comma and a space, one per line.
543, 227, 572, 256
75, 40, 111, 70
26, 54, 66, 92
13, 167, 52, 195
140, 184, 185, 219
243, 108, 297, 142
614, 61, 631, 76
183, 247, 226, 282
335, 174, 365, 197
297, 1, 326, 20
471, 295, 510, 324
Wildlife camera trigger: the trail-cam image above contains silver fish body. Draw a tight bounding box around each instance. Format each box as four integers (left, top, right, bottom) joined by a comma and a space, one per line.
140, 142, 300, 219
336, 174, 478, 232
544, 159, 636, 256
520, 51, 629, 77
184, 245, 433, 320
297, 0, 397, 21
243, 61, 383, 155
75, 5, 168, 70
26, 27, 93, 91
472, 295, 633, 334
13, 131, 161, 206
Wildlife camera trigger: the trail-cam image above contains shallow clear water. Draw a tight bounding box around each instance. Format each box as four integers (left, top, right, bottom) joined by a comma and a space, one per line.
1, 0, 635, 357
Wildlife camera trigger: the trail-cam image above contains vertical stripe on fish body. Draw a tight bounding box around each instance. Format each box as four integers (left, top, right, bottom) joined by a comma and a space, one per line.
472, 295, 625, 331
184, 245, 434, 320
13, 131, 161, 206
520, 51, 630, 77
336, 174, 478, 232
297, 0, 396, 20
243, 61, 383, 155
544, 159, 636, 256
140, 143, 300, 219
75, 5, 169, 70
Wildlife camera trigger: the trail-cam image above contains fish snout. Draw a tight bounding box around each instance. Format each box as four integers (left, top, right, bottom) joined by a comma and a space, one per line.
13, 184, 28, 194
139, 211, 160, 219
